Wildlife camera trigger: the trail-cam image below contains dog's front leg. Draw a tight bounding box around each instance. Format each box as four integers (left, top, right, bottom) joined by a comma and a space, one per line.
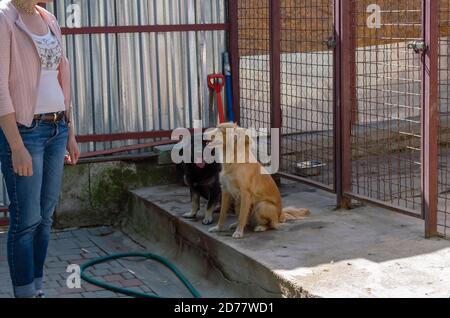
203, 192, 219, 225
183, 191, 200, 219
209, 191, 232, 233
233, 191, 251, 239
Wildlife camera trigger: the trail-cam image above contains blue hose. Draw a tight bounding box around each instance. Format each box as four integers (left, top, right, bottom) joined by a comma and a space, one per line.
80, 252, 201, 298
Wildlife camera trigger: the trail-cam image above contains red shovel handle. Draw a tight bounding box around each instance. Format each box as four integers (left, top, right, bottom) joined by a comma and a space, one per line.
208, 74, 225, 92
208, 74, 226, 123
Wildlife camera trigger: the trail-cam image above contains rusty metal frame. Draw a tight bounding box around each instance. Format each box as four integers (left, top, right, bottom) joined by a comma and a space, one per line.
336, 0, 354, 208
228, 0, 240, 124
269, 0, 282, 161
422, 0, 439, 237
61, 24, 229, 35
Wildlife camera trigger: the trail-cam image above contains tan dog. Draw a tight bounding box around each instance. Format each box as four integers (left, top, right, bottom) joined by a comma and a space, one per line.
207, 123, 310, 239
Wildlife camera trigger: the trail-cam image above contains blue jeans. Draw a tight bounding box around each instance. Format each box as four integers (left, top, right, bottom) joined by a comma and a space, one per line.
0, 119, 68, 298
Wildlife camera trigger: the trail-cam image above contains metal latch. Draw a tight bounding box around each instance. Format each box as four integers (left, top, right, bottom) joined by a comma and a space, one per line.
407, 41, 428, 54
322, 37, 337, 49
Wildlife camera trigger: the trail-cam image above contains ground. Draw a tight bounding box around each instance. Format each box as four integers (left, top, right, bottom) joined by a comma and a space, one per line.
1, 180, 450, 298
0, 227, 195, 298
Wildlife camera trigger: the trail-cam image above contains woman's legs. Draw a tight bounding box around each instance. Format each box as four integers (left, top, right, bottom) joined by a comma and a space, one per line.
34, 122, 68, 291
0, 125, 45, 298
0, 120, 68, 298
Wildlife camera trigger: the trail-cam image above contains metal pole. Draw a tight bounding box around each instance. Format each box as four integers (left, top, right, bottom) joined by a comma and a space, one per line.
336, 0, 354, 208
422, 0, 439, 238
228, 0, 241, 124
270, 0, 282, 160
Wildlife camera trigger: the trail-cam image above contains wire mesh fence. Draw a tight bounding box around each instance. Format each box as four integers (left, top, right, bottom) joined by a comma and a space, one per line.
350, 0, 424, 214
238, 0, 271, 130
235, 0, 450, 238
280, 0, 335, 189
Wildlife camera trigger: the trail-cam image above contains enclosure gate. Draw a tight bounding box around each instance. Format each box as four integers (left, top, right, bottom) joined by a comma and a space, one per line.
230, 0, 450, 238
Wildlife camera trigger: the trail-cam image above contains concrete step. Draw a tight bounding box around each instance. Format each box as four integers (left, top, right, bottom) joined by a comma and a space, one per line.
122, 181, 450, 298
122, 183, 316, 298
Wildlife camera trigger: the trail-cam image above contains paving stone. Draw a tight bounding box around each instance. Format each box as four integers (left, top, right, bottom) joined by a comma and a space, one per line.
103, 274, 122, 282
121, 272, 136, 280
44, 288, 61, 297
86, 269, 110, 277
108, 267, 126, 275
58, 254, 83, 262
82, 290, 117, 298
75, 241, 96, 249
81, 252, 100, 260
93, 263, 110, 271
57, 286, 84, 295
120, 279, 143, 288
51, 239, 78, 250
0, 227, 156, 299
59, 294, 84, 298
53, 231, 75, 240
82, 283, 104, 292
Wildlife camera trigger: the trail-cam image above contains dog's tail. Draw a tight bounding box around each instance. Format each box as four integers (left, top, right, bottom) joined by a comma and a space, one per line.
280, 207, 310, 223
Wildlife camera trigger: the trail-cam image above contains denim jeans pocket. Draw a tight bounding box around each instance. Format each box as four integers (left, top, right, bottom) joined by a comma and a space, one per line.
17, 120, 39, 133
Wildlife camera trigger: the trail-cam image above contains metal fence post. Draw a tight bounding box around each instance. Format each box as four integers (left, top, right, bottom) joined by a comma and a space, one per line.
422, 0, 439, 238
228, 0, 240, 124
270, 0, 282, 161
336, 0, 354, 208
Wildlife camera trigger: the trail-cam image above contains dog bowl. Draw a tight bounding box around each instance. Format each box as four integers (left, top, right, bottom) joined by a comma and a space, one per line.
295, 160, 327, 177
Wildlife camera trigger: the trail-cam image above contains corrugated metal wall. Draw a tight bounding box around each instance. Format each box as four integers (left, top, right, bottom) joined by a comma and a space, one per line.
50, 0, 227, 150
0, 0, 227, 210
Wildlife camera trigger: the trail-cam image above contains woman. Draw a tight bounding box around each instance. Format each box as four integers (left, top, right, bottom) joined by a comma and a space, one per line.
0, 0, 79, 298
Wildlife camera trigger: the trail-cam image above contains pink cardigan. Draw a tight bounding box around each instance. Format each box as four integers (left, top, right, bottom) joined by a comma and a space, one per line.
0, 0, 71, 126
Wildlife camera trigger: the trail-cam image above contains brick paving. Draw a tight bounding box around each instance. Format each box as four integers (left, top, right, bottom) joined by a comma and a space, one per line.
0, 227, 170, 298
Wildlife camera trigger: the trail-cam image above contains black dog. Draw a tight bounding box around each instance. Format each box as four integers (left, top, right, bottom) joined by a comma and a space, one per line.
179, 138, 221, 225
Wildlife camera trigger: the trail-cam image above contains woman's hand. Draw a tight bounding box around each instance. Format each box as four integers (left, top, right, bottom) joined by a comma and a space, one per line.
12, 145, 33, 177
65, 133, 80, 165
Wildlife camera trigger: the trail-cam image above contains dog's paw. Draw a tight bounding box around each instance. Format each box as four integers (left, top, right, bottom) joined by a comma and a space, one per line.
182, 212, 197, 219
232, 231, 244, 239
208, 225, 221, 233
254, 225, 268, 233
202, 216, 214, 225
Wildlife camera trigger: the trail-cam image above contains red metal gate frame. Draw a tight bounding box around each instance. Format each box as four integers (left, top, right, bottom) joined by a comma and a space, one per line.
422, 0, 439, 237
230, 0, 442, 238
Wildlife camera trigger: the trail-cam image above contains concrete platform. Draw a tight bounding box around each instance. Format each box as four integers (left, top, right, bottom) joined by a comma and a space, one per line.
126, 181, 450, 298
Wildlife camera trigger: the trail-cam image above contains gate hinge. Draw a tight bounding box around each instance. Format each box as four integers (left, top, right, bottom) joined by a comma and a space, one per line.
322, 37, 337, 49
407, 41, 428, 54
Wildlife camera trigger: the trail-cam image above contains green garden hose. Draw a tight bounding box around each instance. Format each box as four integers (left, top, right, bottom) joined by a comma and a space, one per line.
80, 252, 201, 298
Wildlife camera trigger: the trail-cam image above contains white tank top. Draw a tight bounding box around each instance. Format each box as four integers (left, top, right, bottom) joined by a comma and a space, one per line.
29, 26, 66, 115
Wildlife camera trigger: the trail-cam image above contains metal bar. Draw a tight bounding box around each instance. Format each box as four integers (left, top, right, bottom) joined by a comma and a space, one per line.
61, 24, 230, 35
75, 128, 202, 143
337, 0, 354, 208
76, 130, 173, 143
345, 192, 424, 220
228, 0, 240, 124
278, 172, 335, 194
334, 0, 342, 200
79, 140, 176, 159
422, 0, 439, 238
269, 0, 281, 158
